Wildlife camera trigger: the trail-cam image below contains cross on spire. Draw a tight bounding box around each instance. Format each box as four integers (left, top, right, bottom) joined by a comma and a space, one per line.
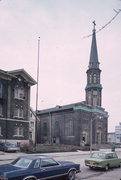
93, 20, 96, 30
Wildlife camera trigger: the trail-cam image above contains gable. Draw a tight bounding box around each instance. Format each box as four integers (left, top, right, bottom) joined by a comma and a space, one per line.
8, 69, 36, 86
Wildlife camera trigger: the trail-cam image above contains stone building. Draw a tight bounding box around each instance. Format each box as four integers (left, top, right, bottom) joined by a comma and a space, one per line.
115, 122, 121, 144
0, 69, 36, 145
108, 123, 121, 144
108, 132, 116, 144
37, 23, 108, 146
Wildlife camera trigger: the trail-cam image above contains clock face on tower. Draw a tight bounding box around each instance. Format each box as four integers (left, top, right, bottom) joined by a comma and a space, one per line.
93, 90, 97, 95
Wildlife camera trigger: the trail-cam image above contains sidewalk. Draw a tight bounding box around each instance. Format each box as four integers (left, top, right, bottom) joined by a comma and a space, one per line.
0, 150, 92, 162
0, 151, 25, 161
0, 148, 121, 162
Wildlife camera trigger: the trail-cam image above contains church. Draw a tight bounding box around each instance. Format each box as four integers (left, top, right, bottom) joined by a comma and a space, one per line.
37, 23, 108, 146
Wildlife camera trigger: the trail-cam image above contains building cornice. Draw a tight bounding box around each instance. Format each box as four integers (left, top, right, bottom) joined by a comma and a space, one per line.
85, 84, 102, 90
73, 105, 108, 117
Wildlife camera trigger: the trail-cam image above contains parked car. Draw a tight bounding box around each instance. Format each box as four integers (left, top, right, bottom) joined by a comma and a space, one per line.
0, 155, 80, 180
0, 142, 20, 152
85, 151, 121, 171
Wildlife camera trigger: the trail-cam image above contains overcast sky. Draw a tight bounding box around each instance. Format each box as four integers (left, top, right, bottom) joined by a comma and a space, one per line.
0, 0, 121, 132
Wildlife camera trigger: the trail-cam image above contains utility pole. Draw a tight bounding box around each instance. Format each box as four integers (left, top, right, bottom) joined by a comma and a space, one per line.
35, 37, 40, 148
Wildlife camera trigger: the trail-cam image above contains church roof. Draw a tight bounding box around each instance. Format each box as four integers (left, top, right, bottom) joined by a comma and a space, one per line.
89, 21, 99, 69
37, 101, 108, 117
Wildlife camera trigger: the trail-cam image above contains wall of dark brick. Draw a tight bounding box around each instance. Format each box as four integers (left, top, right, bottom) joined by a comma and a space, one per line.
10, 77, 29, 120
0, 72, 33, 143
0, 119, 29, 140
37, 107, 108, 146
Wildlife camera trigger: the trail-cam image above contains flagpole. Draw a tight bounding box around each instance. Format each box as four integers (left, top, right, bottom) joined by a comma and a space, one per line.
35, 37, 40, 148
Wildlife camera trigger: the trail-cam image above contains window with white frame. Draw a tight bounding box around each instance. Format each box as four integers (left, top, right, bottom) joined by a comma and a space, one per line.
30, 121, 34, 128
0, 104, 3, 116
14, 87, 25, 100
14, 126, 24, 136
14, 107, 24, 118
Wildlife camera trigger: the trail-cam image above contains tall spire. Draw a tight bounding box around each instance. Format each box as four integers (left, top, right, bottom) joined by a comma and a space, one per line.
89, 21, 99, 69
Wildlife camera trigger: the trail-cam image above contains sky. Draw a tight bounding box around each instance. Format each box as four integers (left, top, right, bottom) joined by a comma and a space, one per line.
0, 0, 121, 132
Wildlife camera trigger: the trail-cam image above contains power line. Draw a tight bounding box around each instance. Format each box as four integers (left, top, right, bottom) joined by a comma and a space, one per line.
83, 9, 121, 39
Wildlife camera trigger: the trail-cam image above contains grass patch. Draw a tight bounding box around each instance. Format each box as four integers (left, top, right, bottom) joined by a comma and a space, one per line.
35, 144, 81, 153
21, 144, 82, 153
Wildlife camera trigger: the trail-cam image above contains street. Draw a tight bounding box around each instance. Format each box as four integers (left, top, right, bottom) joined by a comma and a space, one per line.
0, 150, 121, 180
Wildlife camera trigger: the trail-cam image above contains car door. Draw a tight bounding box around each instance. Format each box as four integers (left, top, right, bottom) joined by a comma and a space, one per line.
39, 158, 67, 179
106, 153, 119, 167
112, 153, 120, 167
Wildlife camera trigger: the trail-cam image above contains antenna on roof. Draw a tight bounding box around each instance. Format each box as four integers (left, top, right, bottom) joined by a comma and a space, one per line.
83, 9, 121, 39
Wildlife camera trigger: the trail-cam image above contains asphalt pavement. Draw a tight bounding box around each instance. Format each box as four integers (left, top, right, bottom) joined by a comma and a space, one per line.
0, 148, 121, 162
1, 149, 121, 180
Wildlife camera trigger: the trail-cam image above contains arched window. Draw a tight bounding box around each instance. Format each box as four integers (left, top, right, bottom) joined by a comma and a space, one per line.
88, 92, 92, 105
70, 119, 74, 136
43, 122, 47, 136
54, 121, 60, 137
97, 74, 100, 83
93, 74, 97, 83
89, 74, 92, 83
65, 119, 74, 136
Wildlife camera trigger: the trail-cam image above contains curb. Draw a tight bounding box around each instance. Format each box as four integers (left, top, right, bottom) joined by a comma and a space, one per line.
0, 159, 14, 161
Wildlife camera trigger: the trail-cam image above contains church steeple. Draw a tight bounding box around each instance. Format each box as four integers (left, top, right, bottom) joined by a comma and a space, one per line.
85, 21, 102, 107
89, 21, 99, 69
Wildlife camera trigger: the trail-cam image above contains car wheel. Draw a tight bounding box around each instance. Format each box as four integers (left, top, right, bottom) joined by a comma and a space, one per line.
104, 165, 109, 171
68, 170, 76, 180
118, 162, 121, 168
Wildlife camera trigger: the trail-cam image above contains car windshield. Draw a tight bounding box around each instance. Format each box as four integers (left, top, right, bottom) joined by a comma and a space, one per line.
4, 142, 14, 146
11, 157, 32, 168
91, 152, 106, 159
